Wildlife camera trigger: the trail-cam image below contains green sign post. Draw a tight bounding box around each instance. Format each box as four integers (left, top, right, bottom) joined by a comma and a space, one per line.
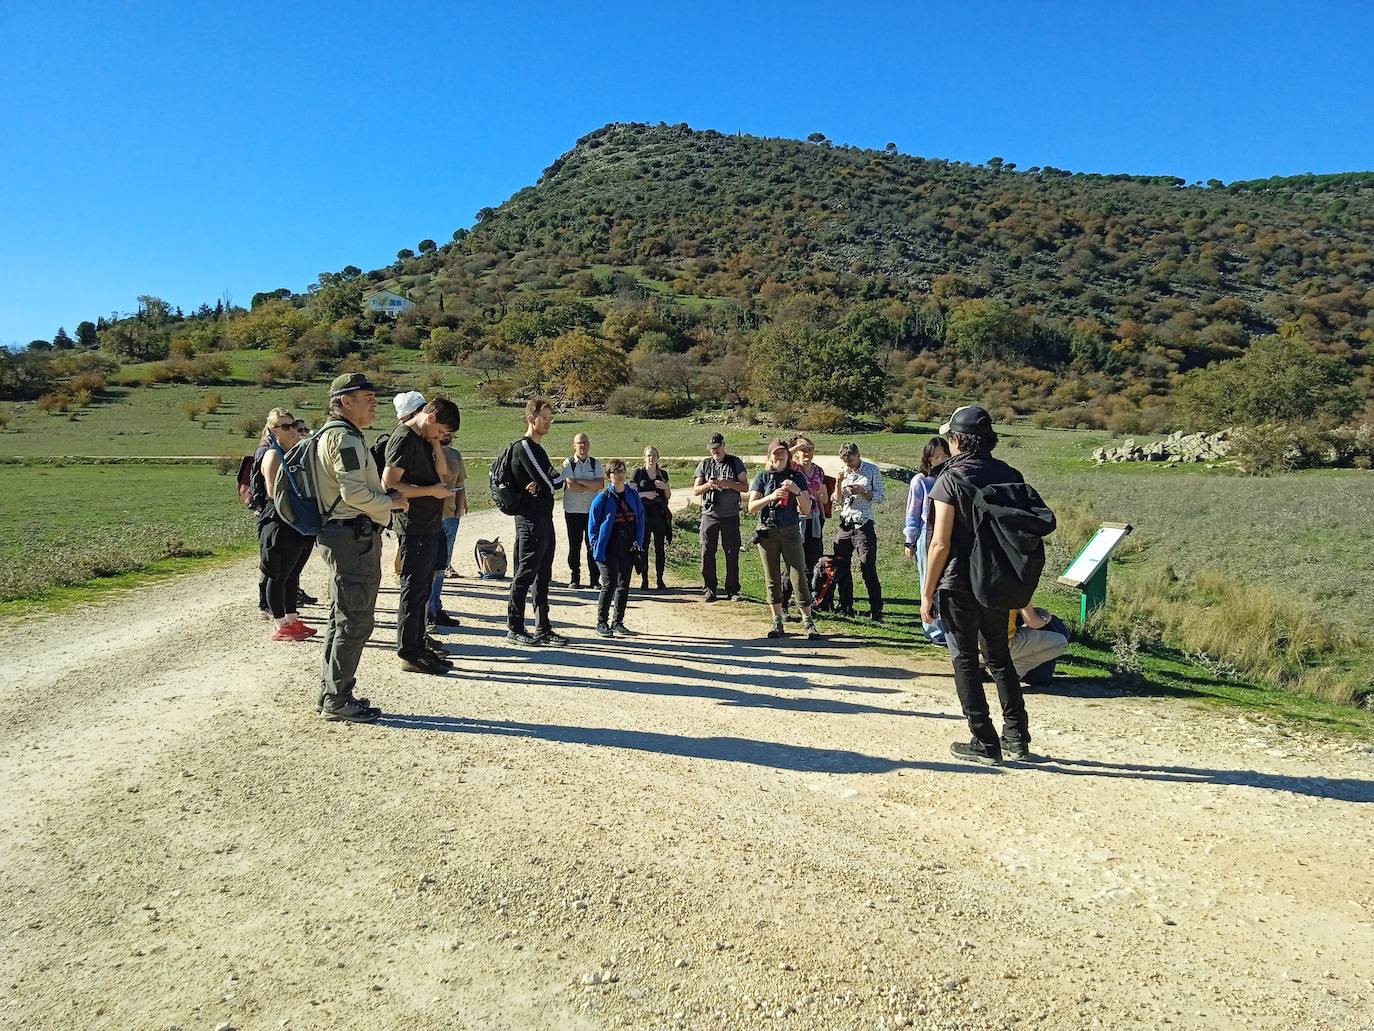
1057, 523, 1133, 622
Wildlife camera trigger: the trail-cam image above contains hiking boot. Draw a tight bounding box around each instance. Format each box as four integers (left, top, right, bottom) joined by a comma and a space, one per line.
535, 628, 569, 647
611, 622, 634, 638
425, 647, 454, 668
506, 628, 538, 646
640, 577, 650, 590
703, 589, 718, 603
656, 578, 666, 590
869, 611, 884, 623
316, 693, 370, 714
1000, 739, 1040, 762
321, 698, 381, 723
401, 654, 450, 676
766, 619, 785, 639
596, 623, 614, 638
424, 632, 447, 652
802, 619, 822, 640
271, 621, 313, 642
296, 588, 318, 606
429, 609, 461, 628
950, 740, 1002, 766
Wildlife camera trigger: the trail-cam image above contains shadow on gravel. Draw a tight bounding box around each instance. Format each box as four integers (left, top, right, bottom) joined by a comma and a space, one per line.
1020, 757, 1374, 803
378, 715, 1000, 775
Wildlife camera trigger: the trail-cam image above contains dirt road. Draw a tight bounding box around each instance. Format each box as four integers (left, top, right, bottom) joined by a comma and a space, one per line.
2, 504, 1371, 1031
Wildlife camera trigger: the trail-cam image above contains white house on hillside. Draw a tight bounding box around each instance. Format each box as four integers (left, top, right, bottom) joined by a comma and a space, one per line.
365, 289, 415, 316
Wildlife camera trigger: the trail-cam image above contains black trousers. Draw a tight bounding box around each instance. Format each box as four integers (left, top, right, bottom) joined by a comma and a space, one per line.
259, 519, 314, 619
396, 531, 441, 659
563, 512, 599, 585
835, 520, 882, 616
783, 520, 823, 607
509, 513, 555, 632
940, 588, 1029, 752
637, 507, 670, 583
596, 535, 634, 626
700, 514, 741, 595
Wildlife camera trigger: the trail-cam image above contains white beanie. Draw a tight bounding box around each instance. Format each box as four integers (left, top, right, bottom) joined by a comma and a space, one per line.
393, 390, 426, 421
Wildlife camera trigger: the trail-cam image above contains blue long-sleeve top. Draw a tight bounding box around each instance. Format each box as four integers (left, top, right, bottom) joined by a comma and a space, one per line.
587, 484, 646, 563
904, 472, 937, 546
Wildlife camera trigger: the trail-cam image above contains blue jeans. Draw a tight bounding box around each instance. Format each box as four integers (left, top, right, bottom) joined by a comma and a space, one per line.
915, 533, 945, 641
428, 516, 460, 615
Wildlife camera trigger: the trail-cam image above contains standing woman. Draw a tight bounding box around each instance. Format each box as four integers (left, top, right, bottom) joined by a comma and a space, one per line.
782, 435, 826, 616
257, 409, 317, 641
588, 458, 645, 638
904, 436, 950, 644
631, 445, 672, 590
748, 439, 821, 640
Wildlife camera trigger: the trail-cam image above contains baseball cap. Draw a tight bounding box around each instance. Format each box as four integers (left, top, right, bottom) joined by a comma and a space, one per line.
940, 405, 994, 436
393, 390, 426, 421
765, 438, 790, 455
708, 432, 725, 446
329, 372, 377, 397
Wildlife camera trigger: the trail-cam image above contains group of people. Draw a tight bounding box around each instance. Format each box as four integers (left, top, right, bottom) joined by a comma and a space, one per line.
251, 372, 1069, 766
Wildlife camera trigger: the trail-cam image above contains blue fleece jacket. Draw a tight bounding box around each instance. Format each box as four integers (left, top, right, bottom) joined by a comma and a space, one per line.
587, 485, 646, 563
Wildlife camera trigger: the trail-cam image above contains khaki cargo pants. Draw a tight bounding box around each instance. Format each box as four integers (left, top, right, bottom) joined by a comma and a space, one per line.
318, 520, 382, 703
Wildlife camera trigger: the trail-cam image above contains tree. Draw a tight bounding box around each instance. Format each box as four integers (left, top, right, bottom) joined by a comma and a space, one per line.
884, 142, 897, 154
418, 239, 437, 254
52, 327, 74, 350
806, 132, 829, 144
944, 299, 1027, 362
1175, 335, 1360, 430
475, 207, 496, 223
540, 329, 629, 405
308, 278, 365, 325
748, 321, 826, 407
75, 321, 98, 348
452, 228, 469, 243
810, 332, 888, 411
396, 248, 415, 261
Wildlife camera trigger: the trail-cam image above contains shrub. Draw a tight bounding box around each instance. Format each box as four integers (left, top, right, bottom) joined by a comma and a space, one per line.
184, 400, 205, 421
797, 403, 847, 432
70, 388, 93, 409
255, 355, 294, 387
477, 378, 517, 405
68, 371, 107, 394
35, 392, 70, 414
1176, 336, 1359, 431
202, 390, 222, 413
237, 415, 260, 438
768, 401, 800, 428
215, 451, 240, 475
882, 412, 908, 433
0, 411, 10, 430
189, 354, 230, 385
291, 389, 309, 409
605, 385, 688, 418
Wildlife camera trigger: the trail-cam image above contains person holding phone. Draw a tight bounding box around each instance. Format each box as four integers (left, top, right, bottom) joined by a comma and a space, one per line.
692, 432, 748, 602
747, 439, 821, 640
631, 445, 672, 590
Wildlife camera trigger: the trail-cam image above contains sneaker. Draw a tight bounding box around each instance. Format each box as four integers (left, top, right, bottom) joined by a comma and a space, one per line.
271, 622, 313, 642
950, 740, 1002, 766
316, 693, 370, 714
611, 622, 634, 638
869, 611, 884, 623
703, 589, 718, 603
401, 654, 451, 676
656, 579, 666, 590
424, 632, 447, 652
296, 589, 318, 606
802, 620, 822, 640
425, 647, 454, 668
321, 698, 381, 723
534, 628, 569, 647
506, 628, 538, 646
596, 623, 614, 638
429, 609, 461, 628
288, 619, 318, 638
728, 593, 745, 603
259, 608, 272, 623
640, 578, 650, 590
766, 620, 785, 639
569, 578, 582, 590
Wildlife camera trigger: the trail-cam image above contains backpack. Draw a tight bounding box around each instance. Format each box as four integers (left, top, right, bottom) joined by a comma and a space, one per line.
811, 555, 842, 611
370, 433, 391, 478
236, 455, 258, 509
946, 468, 1057, 610
269, 419, 353, 536
474, 538, 508, 578
489, 440, 524, 516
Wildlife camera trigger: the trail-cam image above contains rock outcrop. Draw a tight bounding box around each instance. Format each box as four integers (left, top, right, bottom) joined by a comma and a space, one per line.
1093, 429, 1234, 465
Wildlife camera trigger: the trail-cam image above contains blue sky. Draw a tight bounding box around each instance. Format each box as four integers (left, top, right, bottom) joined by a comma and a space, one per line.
2, 0, 1371, 347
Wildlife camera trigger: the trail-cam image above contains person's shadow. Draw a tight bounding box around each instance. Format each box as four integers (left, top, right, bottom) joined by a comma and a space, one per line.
378, 714, 1000, 776
1015, 755, 1374, 803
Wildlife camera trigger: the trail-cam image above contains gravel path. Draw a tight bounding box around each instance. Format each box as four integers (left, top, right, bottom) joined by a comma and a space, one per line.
2, 504, 1371, 1031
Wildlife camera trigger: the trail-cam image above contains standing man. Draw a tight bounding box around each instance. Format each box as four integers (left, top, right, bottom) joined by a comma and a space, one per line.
560, 432, 604, 590
922, 404, 1030, 765
383, 396, 462, 676
832, 442, 886, 622
506, 397, 568, 647
692, 432, 748, 602
312, 373, 408, 722
427, 426, 467, 629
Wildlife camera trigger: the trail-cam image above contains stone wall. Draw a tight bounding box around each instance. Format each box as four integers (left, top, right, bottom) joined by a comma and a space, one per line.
1093, 429, 1234, 465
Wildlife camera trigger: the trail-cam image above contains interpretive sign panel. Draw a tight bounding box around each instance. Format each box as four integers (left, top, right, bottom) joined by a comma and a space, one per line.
1058, 523, 1133, 588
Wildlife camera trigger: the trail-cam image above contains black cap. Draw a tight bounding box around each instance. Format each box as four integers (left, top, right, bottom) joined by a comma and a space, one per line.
329, 372, 377, 397
708, 432, 725, 446
943, 404, 993, 435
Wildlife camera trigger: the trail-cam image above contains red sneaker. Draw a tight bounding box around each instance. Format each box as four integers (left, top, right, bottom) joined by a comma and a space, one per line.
289, 619, 318, 638
271, 621, 313, 642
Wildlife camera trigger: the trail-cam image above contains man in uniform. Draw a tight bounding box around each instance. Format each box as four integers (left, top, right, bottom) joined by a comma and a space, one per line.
312, 372, 408, 722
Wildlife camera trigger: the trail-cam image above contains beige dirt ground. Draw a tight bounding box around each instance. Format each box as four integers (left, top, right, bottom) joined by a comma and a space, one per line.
2, 504, 1372, 1031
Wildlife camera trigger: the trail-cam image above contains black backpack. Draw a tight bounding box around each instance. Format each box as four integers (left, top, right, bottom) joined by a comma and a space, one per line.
947, 468, 1057, 610
810, 555, 842, 611
490, 439, 524, 516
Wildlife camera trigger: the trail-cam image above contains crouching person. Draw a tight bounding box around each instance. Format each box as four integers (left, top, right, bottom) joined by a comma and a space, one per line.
312, 373, 409, 723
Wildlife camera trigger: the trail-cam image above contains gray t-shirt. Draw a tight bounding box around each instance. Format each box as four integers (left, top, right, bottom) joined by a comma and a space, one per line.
561, 456, 604, 515
693, 454, 747, 519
